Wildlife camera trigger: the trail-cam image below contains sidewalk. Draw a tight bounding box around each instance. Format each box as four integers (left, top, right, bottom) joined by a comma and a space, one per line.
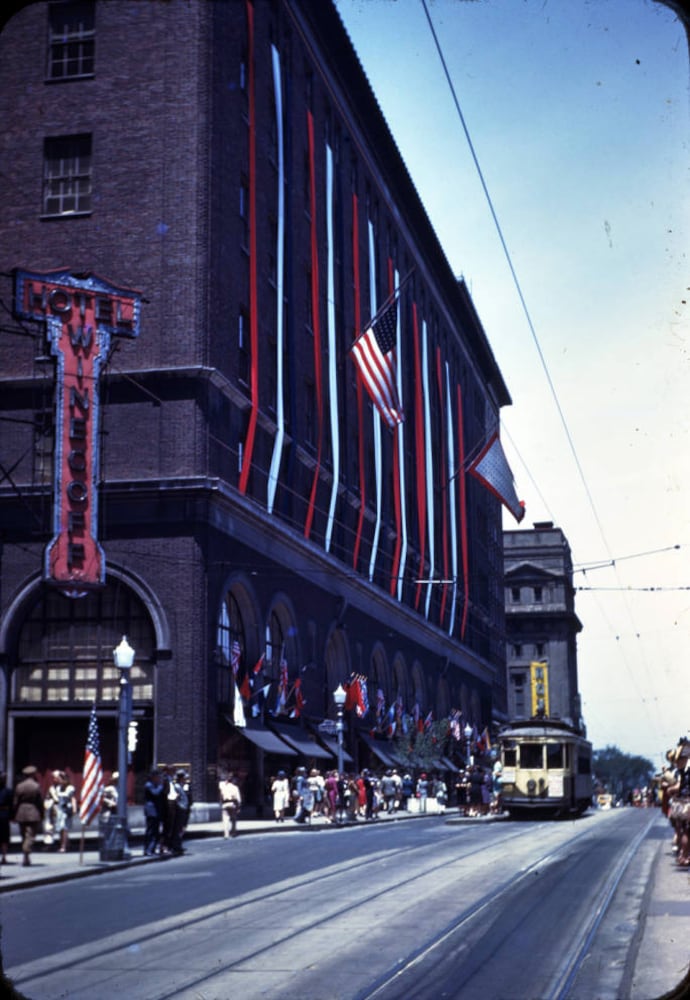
0, 805, 466, 892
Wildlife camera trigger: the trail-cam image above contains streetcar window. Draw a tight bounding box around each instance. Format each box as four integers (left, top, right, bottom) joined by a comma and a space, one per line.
546, 743, 564, 769
503, 748, 517, 767
519, 743, 543, 769
578, 754, 591, 774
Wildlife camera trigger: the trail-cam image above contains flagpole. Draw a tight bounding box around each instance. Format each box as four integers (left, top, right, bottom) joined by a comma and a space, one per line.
357, 266, 415, 339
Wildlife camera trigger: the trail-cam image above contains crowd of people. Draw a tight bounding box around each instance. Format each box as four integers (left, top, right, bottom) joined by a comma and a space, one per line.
658, 738, 690, 867
0, 757, 504, 864
248, 763, 502, 827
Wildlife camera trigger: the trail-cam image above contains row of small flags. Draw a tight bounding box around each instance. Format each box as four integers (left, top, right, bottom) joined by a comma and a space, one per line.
229, 649, 492, 749
76, 690, 493, 822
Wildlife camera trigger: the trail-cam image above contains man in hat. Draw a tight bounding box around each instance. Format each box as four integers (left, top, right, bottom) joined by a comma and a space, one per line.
12, 766, 44, 866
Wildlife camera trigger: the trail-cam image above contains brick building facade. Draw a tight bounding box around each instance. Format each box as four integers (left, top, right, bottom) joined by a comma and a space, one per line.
0, 0, 516, 807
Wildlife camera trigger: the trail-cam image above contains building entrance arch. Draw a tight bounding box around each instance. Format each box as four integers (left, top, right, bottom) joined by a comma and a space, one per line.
4, 575, 158, 798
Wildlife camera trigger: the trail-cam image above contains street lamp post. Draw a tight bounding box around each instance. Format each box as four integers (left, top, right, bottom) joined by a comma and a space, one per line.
333, 684, 346, 777
112, 635, 135, 859
464, 723, 473, 766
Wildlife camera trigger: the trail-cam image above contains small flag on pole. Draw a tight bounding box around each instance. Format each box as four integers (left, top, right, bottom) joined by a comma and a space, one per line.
350, 298, 403, 429
79, 703, 104, 827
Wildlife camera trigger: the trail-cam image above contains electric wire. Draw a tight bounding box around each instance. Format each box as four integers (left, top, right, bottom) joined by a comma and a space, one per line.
419, 0, 666, 750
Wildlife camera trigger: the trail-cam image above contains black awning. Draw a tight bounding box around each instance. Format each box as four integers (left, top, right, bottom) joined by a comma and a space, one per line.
226, 719, 297, 756
359, 733, 396, 768
316, 734, 354, 765
269, 723, 333, 761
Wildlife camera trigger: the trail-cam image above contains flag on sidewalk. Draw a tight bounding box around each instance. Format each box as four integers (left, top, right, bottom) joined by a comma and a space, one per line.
468, 432, 525, 523
79, 703, 104, 827
350, 298, 403, 429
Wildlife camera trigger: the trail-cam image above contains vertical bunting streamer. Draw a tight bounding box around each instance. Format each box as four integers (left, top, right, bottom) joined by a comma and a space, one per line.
239, 0, 258, 496
446, 363, 459, 635
457, 382, 470, 639
436, 346, 449, 627
422, 320, 435, 618
412, 303, 426, 611
389, 263, 406, 599
352, 193, 366, 571
367, 218, 382, 583
304, 109, 324, 539
267, 44, 285, 514
325, 144, 339, 552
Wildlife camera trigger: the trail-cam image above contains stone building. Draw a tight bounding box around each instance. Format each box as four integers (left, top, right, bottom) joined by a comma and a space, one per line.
504, 522, 585, 732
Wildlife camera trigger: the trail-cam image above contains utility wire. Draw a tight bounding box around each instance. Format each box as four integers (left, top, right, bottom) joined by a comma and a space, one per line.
420, 0, 609, 555
420, 0, 665, 747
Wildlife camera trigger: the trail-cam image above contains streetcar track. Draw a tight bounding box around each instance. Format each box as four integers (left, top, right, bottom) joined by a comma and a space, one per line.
11, 817, 612, 1000
9, 823, 543, 995
357, 812, 657, 1000
544, 810, 658, 1000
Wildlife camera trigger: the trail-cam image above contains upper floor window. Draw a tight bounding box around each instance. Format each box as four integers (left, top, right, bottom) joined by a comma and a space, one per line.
47, 1, 95, 81
510, 586, 520, 603
43, 134, 92, 217
533, 586, 543, 603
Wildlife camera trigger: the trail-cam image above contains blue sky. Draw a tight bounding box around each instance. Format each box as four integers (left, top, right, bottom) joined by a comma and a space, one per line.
335, 0, 689, 766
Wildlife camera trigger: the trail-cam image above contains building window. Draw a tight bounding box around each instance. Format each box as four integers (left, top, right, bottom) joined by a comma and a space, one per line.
47, 1, 95, 81
510, 586, 520, 603
43, 134, 92, 217
533, 586, 543, 603
513, 643, 522, 657
238, 309, 249, 386
239, 179, 249, 251
512, 672, 526, 717
535, 642, 545, 658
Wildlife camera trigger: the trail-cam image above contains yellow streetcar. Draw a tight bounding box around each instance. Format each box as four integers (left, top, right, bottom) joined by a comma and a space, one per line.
497, 661, 592, 817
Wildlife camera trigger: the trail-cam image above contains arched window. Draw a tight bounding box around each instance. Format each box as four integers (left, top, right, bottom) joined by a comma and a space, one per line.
14, 583, 154, 704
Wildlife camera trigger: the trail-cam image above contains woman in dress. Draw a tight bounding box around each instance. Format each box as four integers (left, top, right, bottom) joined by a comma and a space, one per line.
271, 770, 290, 823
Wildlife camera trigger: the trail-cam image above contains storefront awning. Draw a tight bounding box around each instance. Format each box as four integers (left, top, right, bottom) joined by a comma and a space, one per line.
316, 735, 354, 765
226, 719, 297, 756
359, 733, 397, 769
269, 723, 333, 761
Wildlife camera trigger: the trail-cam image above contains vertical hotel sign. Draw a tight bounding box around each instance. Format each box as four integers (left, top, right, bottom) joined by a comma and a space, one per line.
14, 269, 142, 596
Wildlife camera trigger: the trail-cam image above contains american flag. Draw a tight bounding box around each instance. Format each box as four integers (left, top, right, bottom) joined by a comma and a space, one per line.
79, 703, 104, 826
350, 298, 403, 429
230, 639, 241, 676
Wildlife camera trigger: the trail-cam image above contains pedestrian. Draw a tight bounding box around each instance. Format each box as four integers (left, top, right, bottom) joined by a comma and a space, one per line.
12, 765, 44, 867
308, 769, 325, 817
270, 770, 290, 823
469, 765, 483, 817
381, 770, 396, 814
292, 767, 308, 823
143, 768, 166, 855
434, 776, 448, 814
324, 770, 339, 823
364, 770, 377, 821
491, 759, 504, 815
401, 773, 414, 811
416, 773, 429, 813
0, 772, 13, 863
100, 772, 119, 821
219, 771, 242, 838
161, 766, 176, 853
49, 771, 77, 852
168, 769, 191, 854
481, 768, 492, 816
